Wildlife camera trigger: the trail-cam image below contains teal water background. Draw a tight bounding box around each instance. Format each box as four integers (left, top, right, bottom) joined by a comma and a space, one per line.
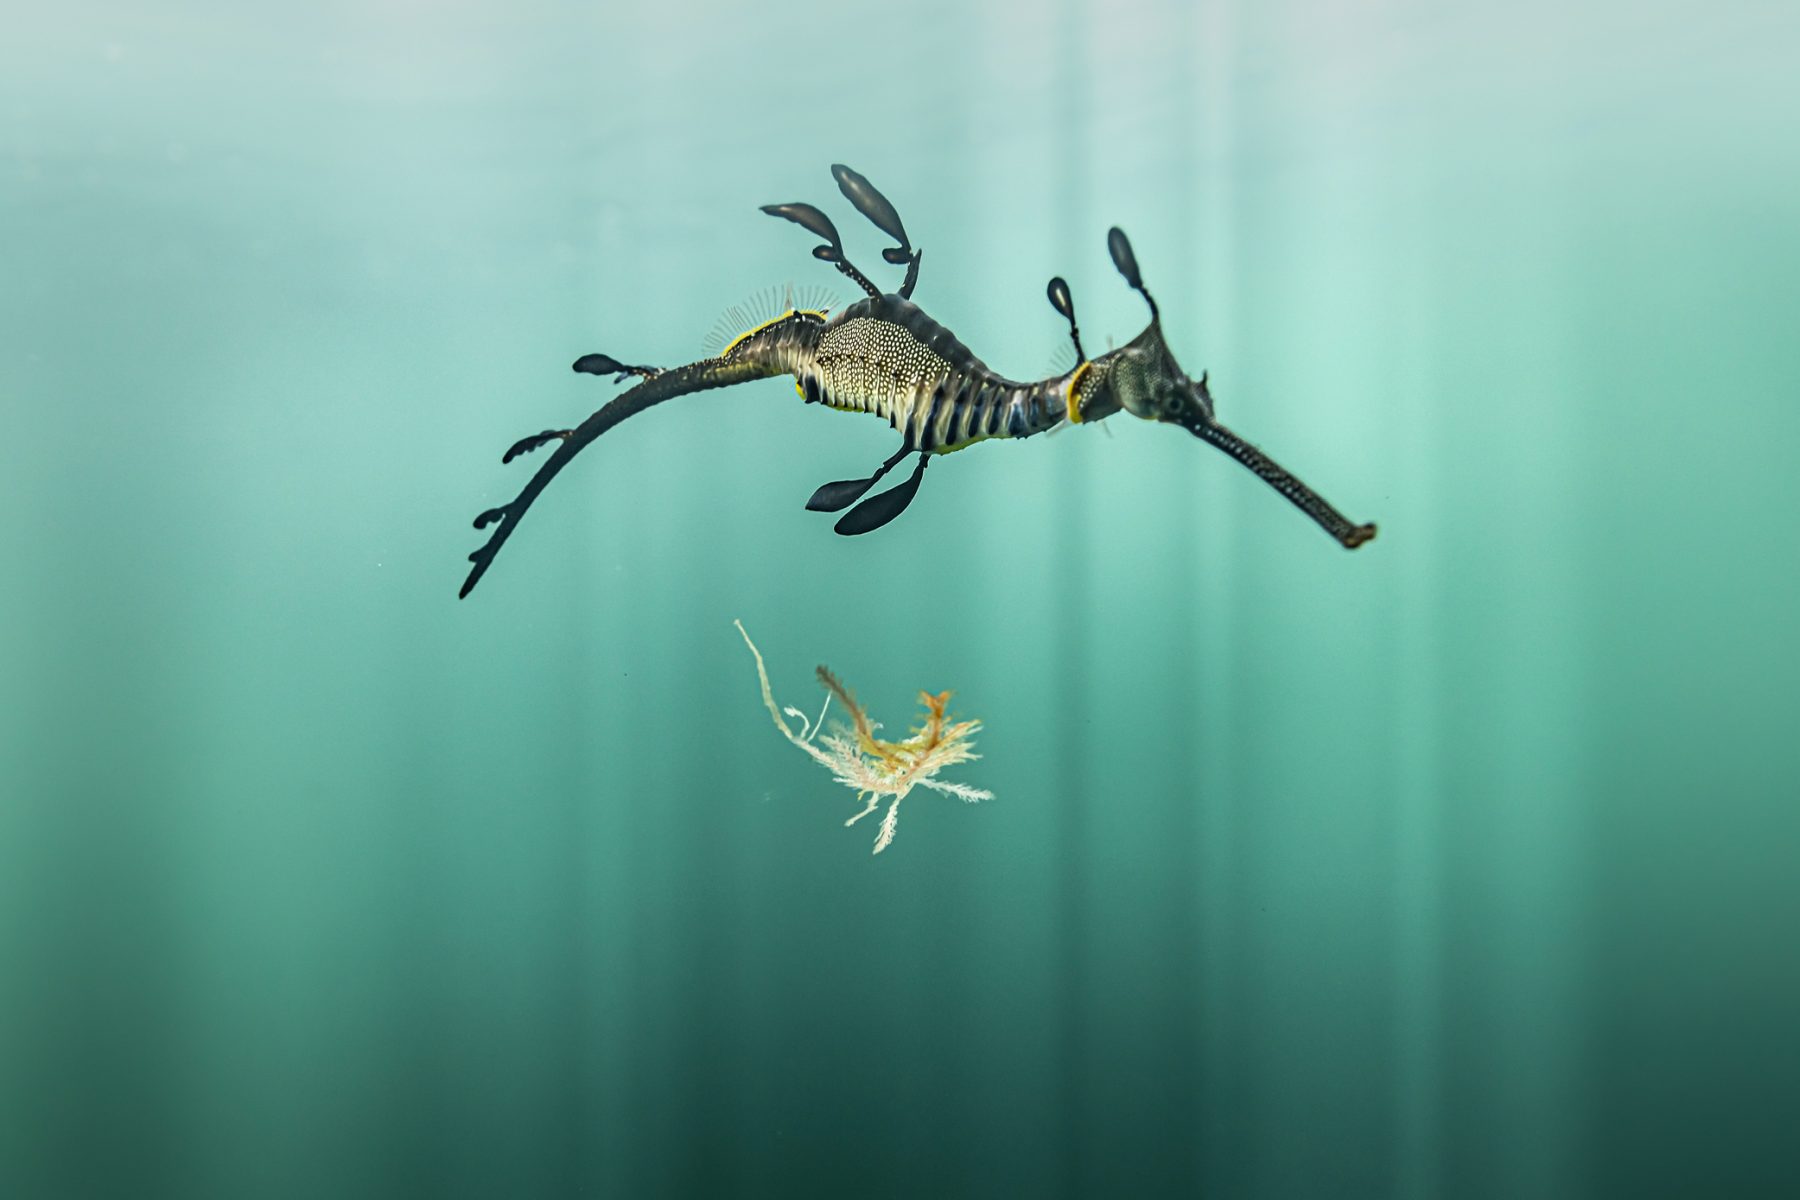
4, 2, 1798, 1196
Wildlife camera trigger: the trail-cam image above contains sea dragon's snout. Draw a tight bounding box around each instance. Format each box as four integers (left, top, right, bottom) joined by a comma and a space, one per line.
1180, 413, 1377, 550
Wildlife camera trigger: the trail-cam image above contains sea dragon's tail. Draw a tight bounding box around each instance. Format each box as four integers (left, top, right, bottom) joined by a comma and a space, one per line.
459, 355, 778, 598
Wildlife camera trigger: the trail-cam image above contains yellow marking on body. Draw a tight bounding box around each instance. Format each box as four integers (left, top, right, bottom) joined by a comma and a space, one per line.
721, 310, 793, 358
929, 433, 990, 456
1066, 361, 1093, 424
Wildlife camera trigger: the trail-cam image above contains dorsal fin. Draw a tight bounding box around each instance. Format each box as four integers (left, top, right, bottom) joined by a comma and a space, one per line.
703, 282, 840, 355
1039, 334, 1079, 379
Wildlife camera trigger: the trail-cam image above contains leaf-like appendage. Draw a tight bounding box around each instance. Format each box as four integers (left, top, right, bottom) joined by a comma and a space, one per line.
502, 430, 567, 464
572, 352, 628, 376
760, 202, 842, 248
830, 164, 910, 252
1107, 226, 1141, 289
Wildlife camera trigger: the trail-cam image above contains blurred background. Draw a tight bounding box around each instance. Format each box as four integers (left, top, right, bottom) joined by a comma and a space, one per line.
3, 1, 1797, 1195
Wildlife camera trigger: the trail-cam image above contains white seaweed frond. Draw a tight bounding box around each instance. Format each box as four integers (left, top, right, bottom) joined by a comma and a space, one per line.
919, 778, 994, 804
873, 799, 901, 855
782, 693, 832, 743
845, 792, 880, 827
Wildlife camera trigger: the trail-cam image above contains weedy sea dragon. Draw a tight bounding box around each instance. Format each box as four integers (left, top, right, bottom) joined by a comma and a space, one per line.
459, 165, 1377, 598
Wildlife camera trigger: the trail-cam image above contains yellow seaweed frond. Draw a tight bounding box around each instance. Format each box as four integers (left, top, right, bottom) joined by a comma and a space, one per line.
736, 621, 994, 855
815, 664, 890, 760
913, 689, 951, 746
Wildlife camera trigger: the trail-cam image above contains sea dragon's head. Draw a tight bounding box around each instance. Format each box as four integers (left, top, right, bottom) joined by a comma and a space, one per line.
1062, 227, 1376, 550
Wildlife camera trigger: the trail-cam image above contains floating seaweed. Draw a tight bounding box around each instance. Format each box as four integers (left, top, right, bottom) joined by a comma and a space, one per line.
735, 620, 992, 854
